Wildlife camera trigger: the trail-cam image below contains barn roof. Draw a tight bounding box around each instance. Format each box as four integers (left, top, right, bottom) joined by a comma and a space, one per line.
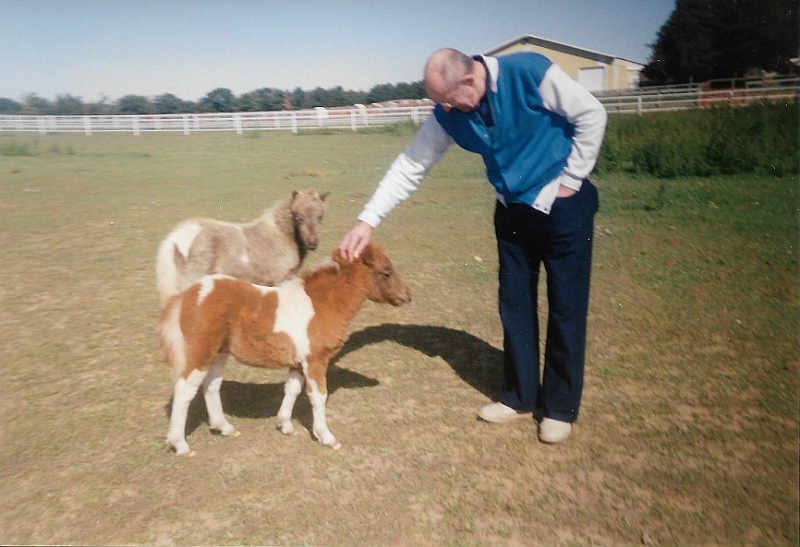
482, 34, 643, 67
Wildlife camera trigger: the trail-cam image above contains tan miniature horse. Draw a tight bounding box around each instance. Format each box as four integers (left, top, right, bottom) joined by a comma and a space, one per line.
155, 189, 329, 308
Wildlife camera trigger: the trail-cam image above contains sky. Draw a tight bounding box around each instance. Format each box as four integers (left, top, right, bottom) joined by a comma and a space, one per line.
0, 0, 677, 103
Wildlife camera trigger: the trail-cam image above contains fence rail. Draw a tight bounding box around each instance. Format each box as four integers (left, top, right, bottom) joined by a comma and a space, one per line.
0, 105, 433, 135
1, 82, 798, 135
597, 82, 799, 114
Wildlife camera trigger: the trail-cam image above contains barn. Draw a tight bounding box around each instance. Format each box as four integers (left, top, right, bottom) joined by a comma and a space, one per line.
483, 34, 644, 93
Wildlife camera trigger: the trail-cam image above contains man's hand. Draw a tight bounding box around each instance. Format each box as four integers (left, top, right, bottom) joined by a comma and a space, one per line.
557, 185, 578, 198
338, 221, 373, 262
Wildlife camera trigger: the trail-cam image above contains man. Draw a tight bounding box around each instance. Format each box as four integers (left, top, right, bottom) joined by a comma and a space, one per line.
338, 48, 607, 443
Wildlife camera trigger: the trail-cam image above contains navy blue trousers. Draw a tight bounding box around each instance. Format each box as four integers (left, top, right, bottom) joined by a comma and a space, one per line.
494, 181, 599, 423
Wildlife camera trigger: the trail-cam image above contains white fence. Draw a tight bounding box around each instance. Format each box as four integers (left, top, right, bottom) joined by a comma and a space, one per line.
1, 81, 798, 135
596, 77, 799, 114
0, 105, 433, 135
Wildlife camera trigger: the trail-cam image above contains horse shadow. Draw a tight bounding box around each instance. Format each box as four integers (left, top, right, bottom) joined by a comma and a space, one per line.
172, 364, 378, 438
168, 324, 502, 438
331, 323, 503, 399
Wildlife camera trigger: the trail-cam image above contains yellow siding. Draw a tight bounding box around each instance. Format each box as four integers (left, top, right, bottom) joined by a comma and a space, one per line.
608, 59, 642, 90
494, 43, 595, 78
487, 41, 643, 91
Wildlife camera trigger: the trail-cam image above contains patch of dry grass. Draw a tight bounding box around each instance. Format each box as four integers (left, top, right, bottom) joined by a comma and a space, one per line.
0, 131, 797, 546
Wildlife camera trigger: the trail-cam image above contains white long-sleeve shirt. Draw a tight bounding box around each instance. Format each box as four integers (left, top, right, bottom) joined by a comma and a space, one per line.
358, 55, 607, 228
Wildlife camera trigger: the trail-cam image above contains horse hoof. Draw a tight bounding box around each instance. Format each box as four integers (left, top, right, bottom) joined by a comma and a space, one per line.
212, 423, 238, 437
168, 440, 194, 457
322, 437, 341, 450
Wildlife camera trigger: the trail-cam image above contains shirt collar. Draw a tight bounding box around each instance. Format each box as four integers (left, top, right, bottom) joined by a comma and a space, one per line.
474, 55, 499, 93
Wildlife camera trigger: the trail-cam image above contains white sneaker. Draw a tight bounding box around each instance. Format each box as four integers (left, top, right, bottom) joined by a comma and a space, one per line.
478, 402, 532, 424
538, 418, 572, 443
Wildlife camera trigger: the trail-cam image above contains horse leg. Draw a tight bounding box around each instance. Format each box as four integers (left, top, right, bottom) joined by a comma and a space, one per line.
304, 360, 340, 450
276, 368, 304, 435
167, 368, 207, 456
202, 352, 238, 438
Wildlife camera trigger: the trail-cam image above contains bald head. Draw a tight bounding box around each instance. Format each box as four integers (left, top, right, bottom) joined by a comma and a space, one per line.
424, 48, 486, 113
424, 48, 474, 96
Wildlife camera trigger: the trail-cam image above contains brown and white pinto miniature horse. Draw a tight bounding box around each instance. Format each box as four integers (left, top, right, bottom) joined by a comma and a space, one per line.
159, 243, 411, 456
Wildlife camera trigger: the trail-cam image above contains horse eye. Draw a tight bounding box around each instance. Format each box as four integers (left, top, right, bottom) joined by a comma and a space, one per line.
382, 271, 391, 279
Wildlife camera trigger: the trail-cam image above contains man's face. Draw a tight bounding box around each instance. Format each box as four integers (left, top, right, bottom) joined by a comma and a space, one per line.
427, 70, 484, 113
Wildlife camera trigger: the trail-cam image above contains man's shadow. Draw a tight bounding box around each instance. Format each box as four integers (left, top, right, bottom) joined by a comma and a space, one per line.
169, 324, 502, 438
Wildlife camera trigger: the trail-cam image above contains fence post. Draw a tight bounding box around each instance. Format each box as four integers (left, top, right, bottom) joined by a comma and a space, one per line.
291, 112, 298, 134
234, 113, 242, 135
637, 96, 643, 115
38, 116, 47, 135
83, 116, 92, 136
133, 116, 140, 136
350, 109, 357, 131
182, 115, 190, 135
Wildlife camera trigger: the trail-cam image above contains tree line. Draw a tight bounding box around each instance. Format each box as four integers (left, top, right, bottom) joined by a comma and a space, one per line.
0, 81, 427, 116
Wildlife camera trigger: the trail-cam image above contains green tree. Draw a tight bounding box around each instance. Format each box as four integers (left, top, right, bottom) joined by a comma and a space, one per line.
23, 93, 51, 114
365, 83, 395, 104
0, 98, 22, 114
155, 93, 192, 114
52, 94, 86, 115
395, 81, 427, 100
643, 0, 799, 85
327, 86, 348, 108
309, 87, 331, 108
289, 87, 307, 110
117, 95, 154, 114
239, 87, 286, 111
87, 95, 114, 115
199, 88, 237, 112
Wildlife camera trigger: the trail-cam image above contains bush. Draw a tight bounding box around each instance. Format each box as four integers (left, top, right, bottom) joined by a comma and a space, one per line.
597, 101, 799, 178
0, 140, 35, 157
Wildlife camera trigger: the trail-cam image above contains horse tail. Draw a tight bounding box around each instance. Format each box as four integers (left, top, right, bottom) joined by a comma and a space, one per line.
158, 294, 187, 380
156, 221, 202, 308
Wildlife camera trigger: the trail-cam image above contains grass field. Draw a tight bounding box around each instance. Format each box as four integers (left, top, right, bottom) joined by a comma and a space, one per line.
0, 129, 797, 547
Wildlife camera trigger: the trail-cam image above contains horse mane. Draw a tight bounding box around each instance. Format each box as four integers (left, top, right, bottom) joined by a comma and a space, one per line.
256, 195, 293, 231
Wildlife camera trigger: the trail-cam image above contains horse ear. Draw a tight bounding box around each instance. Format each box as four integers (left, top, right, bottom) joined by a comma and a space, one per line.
291, 190, 299, 202
319, 191, 330, 202
333, 247, 348, 266
360, 243, 376, 268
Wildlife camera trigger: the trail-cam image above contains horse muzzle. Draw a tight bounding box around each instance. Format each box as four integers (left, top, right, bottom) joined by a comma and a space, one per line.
391, 287, 412, 307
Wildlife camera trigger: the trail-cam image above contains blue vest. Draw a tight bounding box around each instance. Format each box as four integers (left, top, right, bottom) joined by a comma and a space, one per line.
433, 52, 574, 205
